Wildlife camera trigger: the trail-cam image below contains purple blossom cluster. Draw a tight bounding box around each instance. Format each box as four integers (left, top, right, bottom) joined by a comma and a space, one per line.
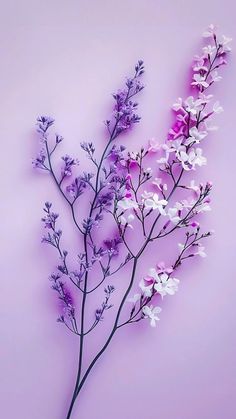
33, 26, 231, 419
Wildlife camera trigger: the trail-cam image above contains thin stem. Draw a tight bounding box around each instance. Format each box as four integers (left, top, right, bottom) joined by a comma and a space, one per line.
75, 257, 138, 397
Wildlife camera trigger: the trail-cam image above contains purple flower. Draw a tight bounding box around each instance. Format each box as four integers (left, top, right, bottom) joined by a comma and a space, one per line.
96, 191, 114, 209
103, 237, 122, 256
50, 273, 75, 320
32, 149, 47, 169
82, 217, 97, 234
36, 116, 54, 134
95, 285, 115, 321
61, 155, 79, 178
66, 177, 86, 199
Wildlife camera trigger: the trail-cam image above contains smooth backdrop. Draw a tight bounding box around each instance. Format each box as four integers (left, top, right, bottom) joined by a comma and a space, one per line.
1, 1, 236, 418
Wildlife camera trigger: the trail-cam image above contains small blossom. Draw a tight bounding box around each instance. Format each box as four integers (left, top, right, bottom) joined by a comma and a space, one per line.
184, 96, 204, 116
37, 116, 54, 134
156, 262, 173, 275
197, 200, 211, 213
104, 237, 122, 256
154, 273, 180, 298
61, 155, 78, 178
213, 101, 224, 114
32, 150, 47, 169
166, 207, 181, 224
203, 24, 217, 38
152, 178, 167, 192
192, 57, 208, 73
178, 148, 207, 170
202, 44, 216, 57
119, 213, 135, 228
139, 278, 153, 297
141, 190, 154, 200
144, 193, 168, 214
142, 305, 162, 327
187, 180, 201, 197
191, 221, 200, 229
172, 97, 183, 112
195, 245, 207, 258
178, 242, 185, 251
219, 35, 232, 52
117, 197, 138, 210
185, 127, 207, 145
148, 138, 160, 152
191, 73, 209, 88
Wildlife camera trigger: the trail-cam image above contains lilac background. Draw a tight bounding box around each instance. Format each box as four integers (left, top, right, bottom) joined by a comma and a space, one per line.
1, 1, 236, 418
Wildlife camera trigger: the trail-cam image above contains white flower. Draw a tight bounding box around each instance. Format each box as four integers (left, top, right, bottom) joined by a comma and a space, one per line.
154, 273, 180, 298
175, 199, 195, 210
178, 242, 185, 251
178, 148, 207, 170
141, 190, 154, 200
144, 167, 153, 176
193, 148, 207, 167
148, 267, 159, 282
184, 96, 204, 116
139, 279, 153, 297
199, 93, 214, 104
202, 44, 216, 57
142, 305, 162, 327
213, 101, 224, 114
187, 180, 200, 196
167, 207, 181, 224
195, 245, 207, 258
156, 145, 171, 164
191, 73, 209, 88
219, 35, 232, 52
203, 24, 217, 38
167, 139, 184, 153
177, 149, 191, 170
193, 58, 208, 73
144, 193, 168, 214
119, 213, 135, 229
156, 155, 169, 165
211, 70, 222, 83
128, 293, 141, 304
172, 97, 183, 111
117, 198, 138, 210
197, 201, 211, 212
185, 126, 207, 145
152, 177, 167, 191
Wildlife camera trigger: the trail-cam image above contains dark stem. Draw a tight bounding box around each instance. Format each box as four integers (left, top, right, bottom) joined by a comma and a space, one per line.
75, 257, 138, 398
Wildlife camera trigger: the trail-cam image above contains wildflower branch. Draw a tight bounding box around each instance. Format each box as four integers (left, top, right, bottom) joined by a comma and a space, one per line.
33, 25, 231, 419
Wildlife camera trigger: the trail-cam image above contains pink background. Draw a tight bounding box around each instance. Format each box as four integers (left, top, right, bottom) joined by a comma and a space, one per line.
1, 1, 236, 418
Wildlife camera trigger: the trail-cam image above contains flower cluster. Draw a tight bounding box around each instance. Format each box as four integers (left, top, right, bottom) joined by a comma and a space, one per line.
50, 273, 76, 329
106, 60, 144, 137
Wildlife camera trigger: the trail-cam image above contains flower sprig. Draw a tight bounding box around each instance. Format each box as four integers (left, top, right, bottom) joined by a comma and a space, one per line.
33, 25, 231, 419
